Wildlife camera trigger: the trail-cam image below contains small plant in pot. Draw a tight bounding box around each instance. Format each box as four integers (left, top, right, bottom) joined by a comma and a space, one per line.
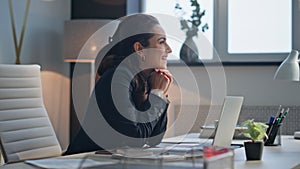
240, 119, 269, 161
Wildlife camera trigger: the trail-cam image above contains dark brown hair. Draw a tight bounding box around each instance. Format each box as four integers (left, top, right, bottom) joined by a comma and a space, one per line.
96, 14, 160, 76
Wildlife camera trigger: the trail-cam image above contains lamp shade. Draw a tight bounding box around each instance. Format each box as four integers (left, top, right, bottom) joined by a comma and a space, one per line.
63, 19, 117, 63
274, 50, 300, 81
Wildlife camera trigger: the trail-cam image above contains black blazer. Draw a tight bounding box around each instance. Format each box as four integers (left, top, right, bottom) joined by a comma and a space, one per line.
65, 66, 169, 155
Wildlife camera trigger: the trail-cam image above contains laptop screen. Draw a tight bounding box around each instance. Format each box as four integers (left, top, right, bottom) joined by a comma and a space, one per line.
212, 96, 244, 147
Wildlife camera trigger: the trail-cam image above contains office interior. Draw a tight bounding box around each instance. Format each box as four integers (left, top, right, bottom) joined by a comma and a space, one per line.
0, 0, 299, 152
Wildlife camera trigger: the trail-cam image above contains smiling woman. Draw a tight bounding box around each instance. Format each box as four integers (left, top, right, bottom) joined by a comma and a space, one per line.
65, 14, 174, 155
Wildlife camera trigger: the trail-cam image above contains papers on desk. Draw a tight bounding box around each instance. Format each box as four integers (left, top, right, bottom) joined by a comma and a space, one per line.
112, 153, 186, 161
162, 133, 202, 143
111, 144, 204, 162
25, 158, 117, 169
156, 143, 204, 153
111, 148, 186, 161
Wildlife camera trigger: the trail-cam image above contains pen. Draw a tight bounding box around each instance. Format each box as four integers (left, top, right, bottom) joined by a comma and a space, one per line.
277, 108, 285, 118
274, 105, 282, 118
283, 108, 289, 117
268, 116, 275, 125
274, 108, 285, 125
271, 105, 282, 125
279, 108, 289, 124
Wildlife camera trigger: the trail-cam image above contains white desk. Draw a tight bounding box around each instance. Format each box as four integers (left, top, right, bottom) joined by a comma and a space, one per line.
163, 133, 300, 169
234, 136, 300, 169
0, 134, 299, 169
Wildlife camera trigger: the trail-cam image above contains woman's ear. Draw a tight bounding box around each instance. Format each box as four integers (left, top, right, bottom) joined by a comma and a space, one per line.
133, 42, 144, 56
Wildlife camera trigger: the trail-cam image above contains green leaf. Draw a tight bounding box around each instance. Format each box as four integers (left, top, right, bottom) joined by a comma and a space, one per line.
240, 119, 269, 142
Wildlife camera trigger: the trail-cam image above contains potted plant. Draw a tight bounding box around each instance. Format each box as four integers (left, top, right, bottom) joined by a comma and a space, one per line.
240, 119, 269, 161
174, 0, 209, 63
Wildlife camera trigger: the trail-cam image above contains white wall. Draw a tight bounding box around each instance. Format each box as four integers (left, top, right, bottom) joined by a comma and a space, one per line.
168, 65, 300, 107
0, 0, 71, 150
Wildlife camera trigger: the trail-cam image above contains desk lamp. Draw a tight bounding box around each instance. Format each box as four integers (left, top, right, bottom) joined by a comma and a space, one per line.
274, 49, 300, 139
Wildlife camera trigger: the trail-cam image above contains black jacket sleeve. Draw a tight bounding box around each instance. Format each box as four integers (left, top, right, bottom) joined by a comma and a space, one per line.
97, 67, 169, 147
65, 67, 169, 155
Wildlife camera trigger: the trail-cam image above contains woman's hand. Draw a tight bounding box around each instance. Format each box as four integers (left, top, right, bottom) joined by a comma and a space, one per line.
149, 69, 173, 95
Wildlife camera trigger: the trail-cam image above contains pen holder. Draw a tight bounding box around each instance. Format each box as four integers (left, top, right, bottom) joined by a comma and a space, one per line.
264, 123, 281, 146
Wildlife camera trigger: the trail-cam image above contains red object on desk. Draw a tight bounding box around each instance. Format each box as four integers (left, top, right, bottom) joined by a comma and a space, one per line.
203, 146, 231, 158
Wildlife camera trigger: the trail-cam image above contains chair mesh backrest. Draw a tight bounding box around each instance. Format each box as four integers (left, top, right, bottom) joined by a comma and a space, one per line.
0, 64, 62, 163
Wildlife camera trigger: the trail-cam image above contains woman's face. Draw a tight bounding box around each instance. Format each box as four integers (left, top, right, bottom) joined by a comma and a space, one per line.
141, 24, 172, 69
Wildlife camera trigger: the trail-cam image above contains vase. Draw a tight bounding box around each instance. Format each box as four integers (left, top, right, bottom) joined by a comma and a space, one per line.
180, 36, 199, 63
244, 141, 264, 161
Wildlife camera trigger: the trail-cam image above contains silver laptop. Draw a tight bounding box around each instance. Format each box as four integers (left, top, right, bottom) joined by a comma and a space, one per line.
159, 96, 244, 154
211, 96, 244, 147
160, 96, 244, 150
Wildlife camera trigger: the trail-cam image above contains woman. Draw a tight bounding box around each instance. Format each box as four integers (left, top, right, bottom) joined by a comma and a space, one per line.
65, 14, 173, 155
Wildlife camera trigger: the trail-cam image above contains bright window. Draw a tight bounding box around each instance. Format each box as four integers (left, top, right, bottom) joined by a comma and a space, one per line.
228, 0, 292, 53
141, 0, 293, 63
142, 0, 214, 60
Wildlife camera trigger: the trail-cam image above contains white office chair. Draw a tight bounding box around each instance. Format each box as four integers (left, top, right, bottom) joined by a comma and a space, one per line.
0, 64, 62, 163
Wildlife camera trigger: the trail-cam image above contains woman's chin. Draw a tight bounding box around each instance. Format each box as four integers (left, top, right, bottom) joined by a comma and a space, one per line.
160, 65, 168, 69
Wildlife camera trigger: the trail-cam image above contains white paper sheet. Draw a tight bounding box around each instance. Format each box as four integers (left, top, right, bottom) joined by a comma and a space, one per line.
25, 158, 116, 169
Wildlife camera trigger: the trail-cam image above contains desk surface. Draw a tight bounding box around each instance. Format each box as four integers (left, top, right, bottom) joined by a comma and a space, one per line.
0, 134, 299, 169
235, 136, 300, 169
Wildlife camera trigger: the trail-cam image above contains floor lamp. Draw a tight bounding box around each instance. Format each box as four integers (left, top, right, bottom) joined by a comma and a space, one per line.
8, 0, 31, 64
8, 0, 54, 64
274, 49, 300, 139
